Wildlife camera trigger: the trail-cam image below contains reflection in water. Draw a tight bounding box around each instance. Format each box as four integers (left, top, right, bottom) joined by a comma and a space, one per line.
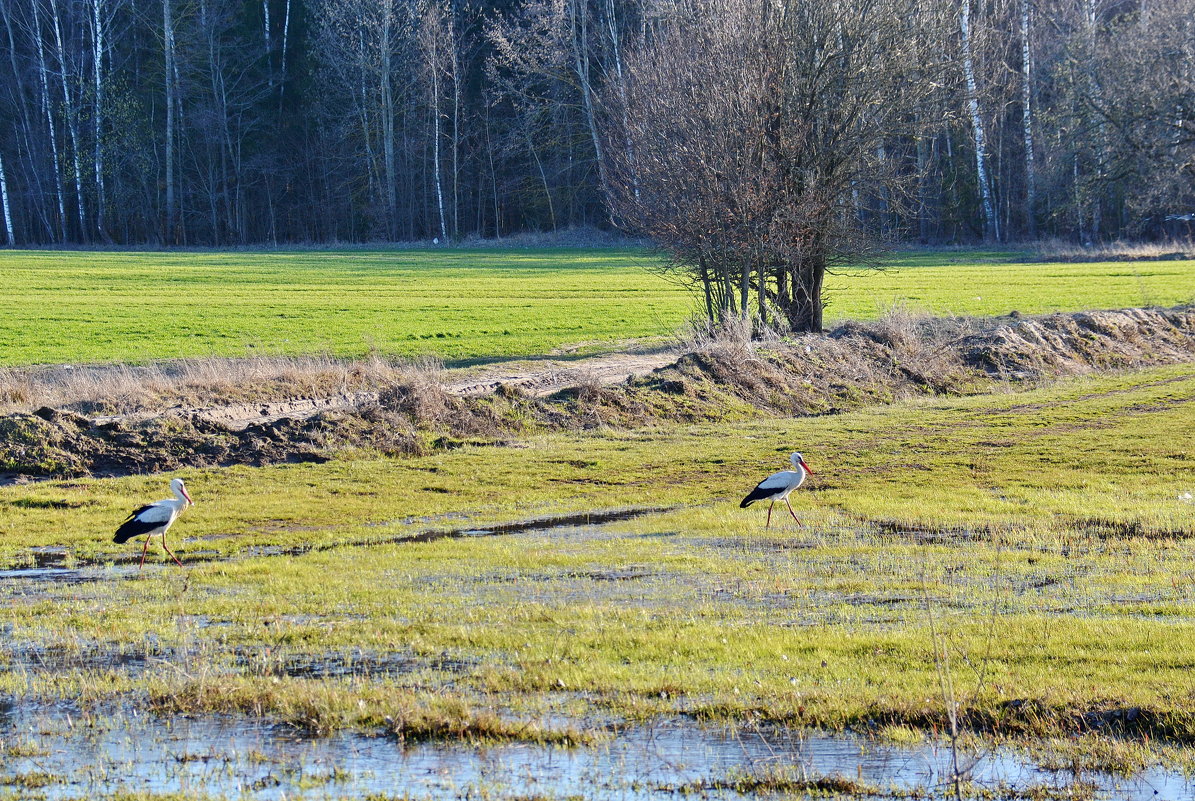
0, 701, 1191, 800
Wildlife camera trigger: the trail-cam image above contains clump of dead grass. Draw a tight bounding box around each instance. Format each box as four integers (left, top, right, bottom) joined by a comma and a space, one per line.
676, 313, 784, 364
1035, 238, 1195, 263
830, 303, 980, 393
376, 357, 452, 425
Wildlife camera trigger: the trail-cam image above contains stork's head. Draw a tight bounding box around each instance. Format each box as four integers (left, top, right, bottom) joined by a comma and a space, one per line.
170, 477, 194, 506
790, 452, 813, 474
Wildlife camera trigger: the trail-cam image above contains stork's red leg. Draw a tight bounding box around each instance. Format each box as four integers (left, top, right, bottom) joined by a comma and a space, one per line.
785, 498, 802, 526
766, 501, 774, 528
139, 534, 152, 569
161, 530, 185, 568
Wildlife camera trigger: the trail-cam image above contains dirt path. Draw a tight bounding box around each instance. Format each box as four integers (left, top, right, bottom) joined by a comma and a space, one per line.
445, 351, 677, 397
88, 349, 680, 431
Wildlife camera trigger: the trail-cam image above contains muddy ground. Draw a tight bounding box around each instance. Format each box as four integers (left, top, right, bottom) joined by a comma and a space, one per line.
1, 306, 1191, 481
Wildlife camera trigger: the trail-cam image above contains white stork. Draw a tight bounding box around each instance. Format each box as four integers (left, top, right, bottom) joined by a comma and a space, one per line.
113, 478, 194, 568
740, 452, 813, 527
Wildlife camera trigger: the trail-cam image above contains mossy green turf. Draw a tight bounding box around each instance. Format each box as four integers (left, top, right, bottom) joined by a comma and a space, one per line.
2, 365, 1193, 748
1, 248, 1193, 366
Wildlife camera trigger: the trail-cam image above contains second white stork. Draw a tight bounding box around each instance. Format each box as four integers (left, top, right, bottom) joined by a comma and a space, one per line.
113, 478, 194, 568
740, 452, 813, 527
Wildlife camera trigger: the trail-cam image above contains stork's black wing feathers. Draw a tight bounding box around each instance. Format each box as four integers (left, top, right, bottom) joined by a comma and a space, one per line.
113, 504, 161, 543
740, 484, 777, 508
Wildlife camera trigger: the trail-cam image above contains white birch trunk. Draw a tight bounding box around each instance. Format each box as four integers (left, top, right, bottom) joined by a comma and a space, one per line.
1084, 0, 1103, 240
450, 6, 459, 238
49, 0, 85, 237
164, 0, 176, 242
278, 0, 289, 105
428, 3, 447, 242
2, 0, 42, 237
381, 0, 397, 238
32, 0, 68, 241
92, 0, 109, 239
0, 147, 13, 244
960, 0, 997, 241
262, 0, 274, 89
484, 102, 500, 238
1019, 0, 1035, 238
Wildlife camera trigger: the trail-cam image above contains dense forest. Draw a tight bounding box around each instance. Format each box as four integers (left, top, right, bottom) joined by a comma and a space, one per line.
0, 0, 1191, 247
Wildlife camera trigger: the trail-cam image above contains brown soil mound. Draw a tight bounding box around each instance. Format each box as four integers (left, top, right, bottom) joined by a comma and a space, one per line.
959, 306, 1195, 378
1, 306, 1191, 480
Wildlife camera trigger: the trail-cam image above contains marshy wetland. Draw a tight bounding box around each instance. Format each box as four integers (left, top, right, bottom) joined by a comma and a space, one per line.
1, 250, 1194, 799
3, 360, 1195, 798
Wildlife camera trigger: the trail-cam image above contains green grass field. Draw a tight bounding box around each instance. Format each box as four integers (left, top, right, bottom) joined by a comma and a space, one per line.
1, 247, 1192, 367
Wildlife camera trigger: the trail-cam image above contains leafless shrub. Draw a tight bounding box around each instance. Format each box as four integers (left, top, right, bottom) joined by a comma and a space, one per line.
603, 0, 952, 332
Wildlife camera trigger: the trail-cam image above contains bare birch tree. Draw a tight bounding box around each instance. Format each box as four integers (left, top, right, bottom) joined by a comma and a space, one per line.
30, 0, 68, 241
1020, 0, 1036, 238
164, 0, 177, 242
47, 0, 85, 238
960, 0, 997, 242
91, 0, 110, 240
0, 146, 13, 244
420, 0, 449, 242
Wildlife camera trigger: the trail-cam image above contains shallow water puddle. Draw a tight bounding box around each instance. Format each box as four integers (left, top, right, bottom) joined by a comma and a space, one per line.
367, 504, 675, 545
1, 702, 1191, 800
0, 566, 94, 583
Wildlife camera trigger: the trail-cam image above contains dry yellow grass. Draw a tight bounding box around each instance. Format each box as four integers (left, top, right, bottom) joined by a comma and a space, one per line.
0, 354, 419, 416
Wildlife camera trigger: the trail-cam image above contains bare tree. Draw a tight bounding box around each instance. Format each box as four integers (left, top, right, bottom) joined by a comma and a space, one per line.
30, 0, 68, 241
164, 0, 177, 242
1019, 0, 1036, 238
488, 0, 618, 229
47, 0, 85, 238
1072, 0, 1195, 232
91, 0, 112, 240
605, 0, 951, 333
960, 0, 997, 242
420, 0, 449, 242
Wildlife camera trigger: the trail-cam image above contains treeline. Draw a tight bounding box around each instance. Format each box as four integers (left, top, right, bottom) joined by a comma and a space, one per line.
0, 0, 1191, 247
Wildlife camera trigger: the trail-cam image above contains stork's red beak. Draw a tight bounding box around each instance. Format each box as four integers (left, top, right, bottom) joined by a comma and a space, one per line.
800, 460, 813, 474
183, 489, 194, 506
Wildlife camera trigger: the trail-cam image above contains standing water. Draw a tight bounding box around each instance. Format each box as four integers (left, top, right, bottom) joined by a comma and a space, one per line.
1, 700, 1192, 799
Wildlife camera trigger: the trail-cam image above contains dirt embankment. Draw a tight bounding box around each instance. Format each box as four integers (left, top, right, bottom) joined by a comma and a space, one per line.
1, 306, 1191, 481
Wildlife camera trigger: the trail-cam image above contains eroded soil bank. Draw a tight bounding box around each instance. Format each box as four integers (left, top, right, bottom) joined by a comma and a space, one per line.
1, 306, 1191, 480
